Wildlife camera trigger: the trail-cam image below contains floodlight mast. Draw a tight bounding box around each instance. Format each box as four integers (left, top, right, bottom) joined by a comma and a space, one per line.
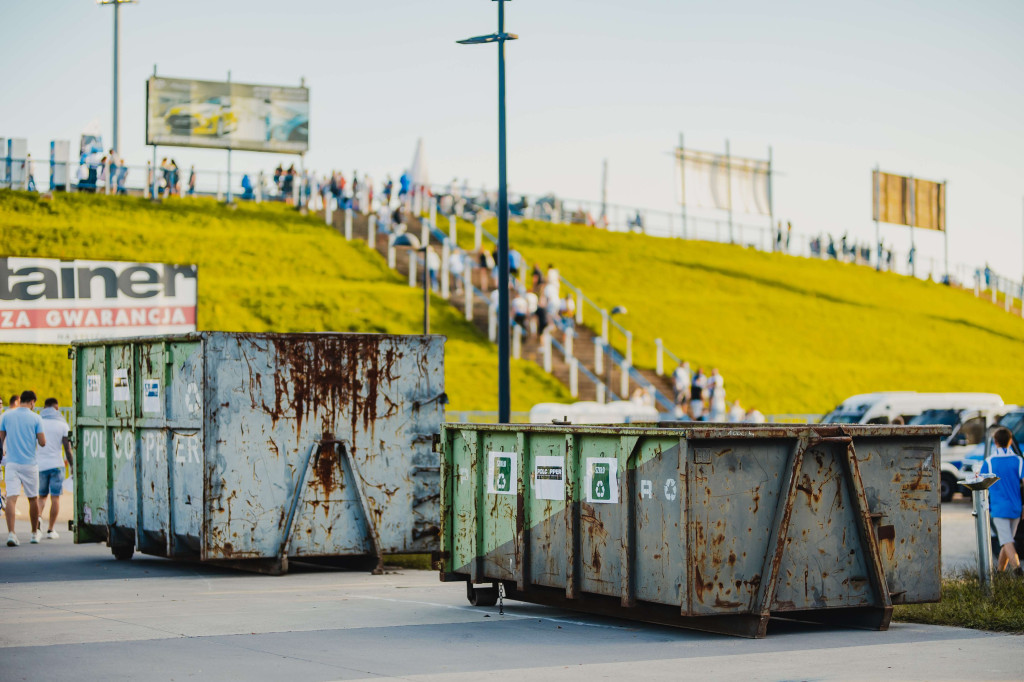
458, 0, 518, 424
97, 0, 136, 155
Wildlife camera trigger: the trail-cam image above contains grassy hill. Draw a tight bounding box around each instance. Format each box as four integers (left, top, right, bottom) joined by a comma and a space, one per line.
0, 191, 568, 412
455, 217, 1024, 415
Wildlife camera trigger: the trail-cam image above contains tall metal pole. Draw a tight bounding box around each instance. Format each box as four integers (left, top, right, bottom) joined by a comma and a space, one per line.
909, 176, 916, 278
457, 2, 517, 423
679, 133, 687, 239
600, 159, 607, 227
873, 166, 881, 271
112, 1, 120, 154
725, 139, 734, 244
496, 0, 511, 424
226, 70, 233, 204
942, 180, 949, 284
767, 145, 774, 251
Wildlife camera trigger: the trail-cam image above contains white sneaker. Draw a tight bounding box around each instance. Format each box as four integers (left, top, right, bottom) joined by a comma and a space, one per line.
46, 529, 59, 540
6, 533, 19, 547
30, 530, 42, 544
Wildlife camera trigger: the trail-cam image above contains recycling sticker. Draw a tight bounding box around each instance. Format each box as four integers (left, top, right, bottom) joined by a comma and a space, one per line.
486, 451, 517, 496
585, 457, 619, 504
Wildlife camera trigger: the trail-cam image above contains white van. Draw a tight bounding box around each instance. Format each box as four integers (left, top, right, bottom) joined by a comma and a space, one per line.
822, 391, 1008, 502
821, 392, 920, 424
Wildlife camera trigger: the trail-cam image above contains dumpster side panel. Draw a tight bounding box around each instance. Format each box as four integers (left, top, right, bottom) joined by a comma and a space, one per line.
578, 434, 625, 597
75, 344, 109, 538
110, 427, 137, 531
137, 342, 169, 554
450, 428, 479, 576
771, 442, 874, 611
852, 436, 941, 603
139, 426, 169, 551
202, 334, 444, 561
687, 439, 789, 615
169, 340, 204, 553
479, 430, 520, 581
526, 433, 571, 589
631, 437, 687, 606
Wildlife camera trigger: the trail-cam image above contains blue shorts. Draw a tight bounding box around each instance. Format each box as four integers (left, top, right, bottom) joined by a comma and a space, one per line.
38, 468, 64, 497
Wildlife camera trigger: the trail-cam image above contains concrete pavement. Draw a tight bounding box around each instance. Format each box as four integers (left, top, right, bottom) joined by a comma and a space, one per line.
1, 514, 1021, 682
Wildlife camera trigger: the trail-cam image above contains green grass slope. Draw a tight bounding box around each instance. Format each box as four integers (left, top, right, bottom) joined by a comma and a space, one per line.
0, 192, 568, 411
455, 217, 1024, 414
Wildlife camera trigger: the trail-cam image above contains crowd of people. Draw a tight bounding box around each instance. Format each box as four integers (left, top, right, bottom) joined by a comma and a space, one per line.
1, 391, 74, 547
668, 361, 765, 423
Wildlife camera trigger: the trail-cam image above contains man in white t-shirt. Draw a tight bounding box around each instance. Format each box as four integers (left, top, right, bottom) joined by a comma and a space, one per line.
36, 398, 73, 539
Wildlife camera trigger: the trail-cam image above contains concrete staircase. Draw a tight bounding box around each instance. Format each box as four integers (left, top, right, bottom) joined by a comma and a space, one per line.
323, 207, 678, 409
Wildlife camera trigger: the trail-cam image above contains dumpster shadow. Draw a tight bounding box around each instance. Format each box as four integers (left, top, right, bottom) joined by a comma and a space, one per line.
0, 539, 405, 585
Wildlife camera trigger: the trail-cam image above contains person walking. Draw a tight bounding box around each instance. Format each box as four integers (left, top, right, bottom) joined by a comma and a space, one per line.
977, 428, 1023, 574
0, 391, 46, 546
36, 398, 73, 540
672, 361, 691, 406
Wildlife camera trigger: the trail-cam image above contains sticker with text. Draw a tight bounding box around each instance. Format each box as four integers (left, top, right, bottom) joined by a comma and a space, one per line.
534, 455, 565, 501
486, 450, 517, 495
585, 457, 619, 504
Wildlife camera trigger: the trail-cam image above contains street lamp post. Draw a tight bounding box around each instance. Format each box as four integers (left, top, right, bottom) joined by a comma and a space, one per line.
458, 1, 518, 424
97, 0, 136, 155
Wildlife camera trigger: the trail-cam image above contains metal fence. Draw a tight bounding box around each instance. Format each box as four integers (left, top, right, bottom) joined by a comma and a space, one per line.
2, 149, 1019, 307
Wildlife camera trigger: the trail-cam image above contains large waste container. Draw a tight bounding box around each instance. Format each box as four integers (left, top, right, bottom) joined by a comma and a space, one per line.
439, 423, 947, 637
72, 332, 445, 574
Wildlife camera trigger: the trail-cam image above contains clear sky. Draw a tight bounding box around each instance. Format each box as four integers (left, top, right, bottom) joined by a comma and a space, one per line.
3, 0, 1023, 280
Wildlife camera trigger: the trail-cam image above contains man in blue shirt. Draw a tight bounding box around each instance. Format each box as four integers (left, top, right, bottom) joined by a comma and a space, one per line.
1, 390, 46, 547
978, 428, 1024, 573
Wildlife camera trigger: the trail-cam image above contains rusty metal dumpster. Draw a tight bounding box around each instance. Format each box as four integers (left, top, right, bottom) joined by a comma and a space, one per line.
72, 332, 444, 574
439, 423, 947, 637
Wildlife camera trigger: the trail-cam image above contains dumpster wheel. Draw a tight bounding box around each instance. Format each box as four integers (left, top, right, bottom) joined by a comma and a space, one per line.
111, 545, 135, 561
466, 581, 499, 607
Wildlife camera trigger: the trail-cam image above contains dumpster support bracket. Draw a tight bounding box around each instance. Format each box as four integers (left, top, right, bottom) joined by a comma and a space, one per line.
276, 440, 322, 574
335, 437, 387, 575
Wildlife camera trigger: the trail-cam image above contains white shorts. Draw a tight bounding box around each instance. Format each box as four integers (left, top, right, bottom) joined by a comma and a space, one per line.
994, 517, 1020, 547
4, 462, 39, 498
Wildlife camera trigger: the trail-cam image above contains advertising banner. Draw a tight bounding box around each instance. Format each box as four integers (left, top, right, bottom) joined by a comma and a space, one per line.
146, 76, 309, 154
872, 171, 945, 232
0, 257, 198, 344
677, 149, 771, 216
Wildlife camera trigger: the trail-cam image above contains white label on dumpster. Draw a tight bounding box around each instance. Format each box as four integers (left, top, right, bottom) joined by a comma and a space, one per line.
112, 368, 129, 402
143, 379, 160, 414
585, 457, 618, 504
486, 451, 517, 495
86, 374, 101, 406
534, 455, 565, 501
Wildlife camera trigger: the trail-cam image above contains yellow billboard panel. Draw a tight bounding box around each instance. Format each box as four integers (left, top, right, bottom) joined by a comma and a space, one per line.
872, 171, 945, 232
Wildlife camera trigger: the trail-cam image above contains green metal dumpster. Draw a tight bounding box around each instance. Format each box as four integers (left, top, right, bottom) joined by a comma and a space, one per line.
72, 332, 445, 574
439, 423, 947, 637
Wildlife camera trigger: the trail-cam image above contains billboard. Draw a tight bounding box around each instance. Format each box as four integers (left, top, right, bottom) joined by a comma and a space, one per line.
872, 171, 945, 232
0, 257, 198, 344
676, 148, 771, 216
146, 76, 309, 154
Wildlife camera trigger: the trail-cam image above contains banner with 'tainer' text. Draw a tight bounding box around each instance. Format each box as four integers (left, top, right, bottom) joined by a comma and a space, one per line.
0, 257, 198, 344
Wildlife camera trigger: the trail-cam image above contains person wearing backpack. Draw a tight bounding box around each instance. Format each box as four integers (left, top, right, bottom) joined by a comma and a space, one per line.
978, 427, 1024, 574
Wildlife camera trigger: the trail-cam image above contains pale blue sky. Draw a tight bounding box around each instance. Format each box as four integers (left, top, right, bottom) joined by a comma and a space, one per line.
3, 1, 1023, 279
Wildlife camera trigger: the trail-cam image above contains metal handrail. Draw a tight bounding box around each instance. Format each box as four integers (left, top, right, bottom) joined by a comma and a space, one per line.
471, 223, 679, 382
550, 335, 619, 402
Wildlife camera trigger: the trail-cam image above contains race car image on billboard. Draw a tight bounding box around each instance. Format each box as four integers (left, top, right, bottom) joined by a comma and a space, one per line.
164, 98, 238, 137
147, 76, 308, 154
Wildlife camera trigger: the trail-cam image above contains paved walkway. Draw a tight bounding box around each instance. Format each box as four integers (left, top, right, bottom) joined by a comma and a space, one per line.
1, 519, 1020, 682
